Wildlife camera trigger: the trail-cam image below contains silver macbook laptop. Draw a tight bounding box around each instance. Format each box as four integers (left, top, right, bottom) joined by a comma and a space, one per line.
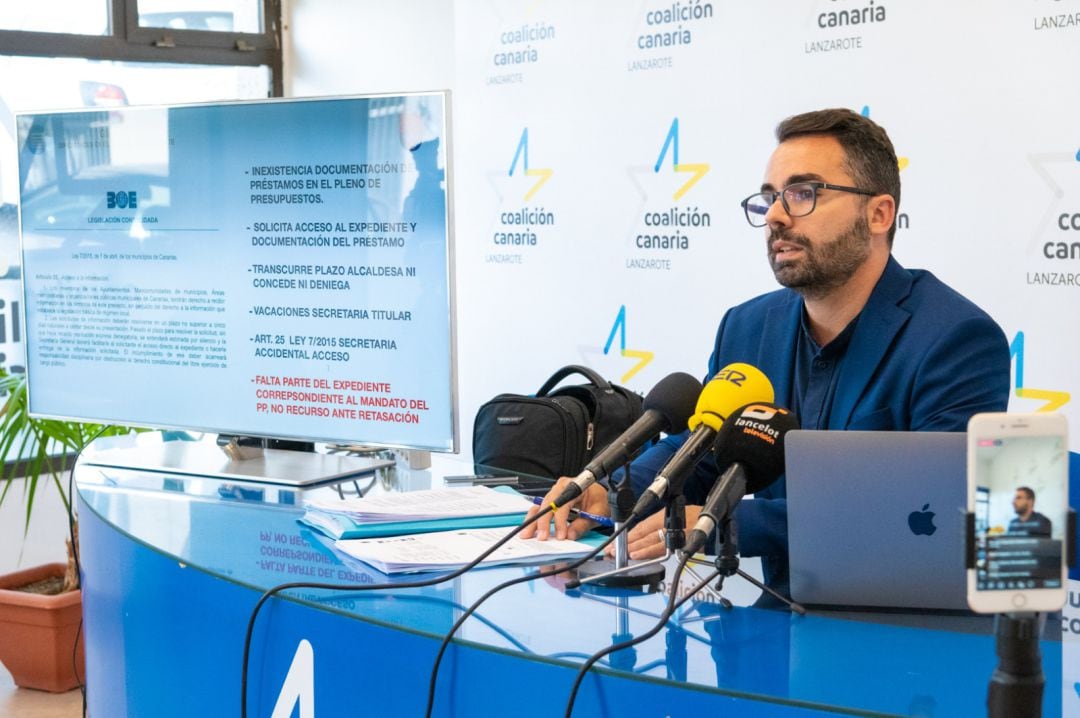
786, 430, 969, 611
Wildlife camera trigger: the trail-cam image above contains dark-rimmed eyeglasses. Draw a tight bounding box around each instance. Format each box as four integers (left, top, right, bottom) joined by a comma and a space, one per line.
740, 181, 877, 227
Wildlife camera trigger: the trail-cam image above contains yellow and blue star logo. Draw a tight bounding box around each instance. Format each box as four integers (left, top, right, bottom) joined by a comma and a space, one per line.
508, 128, 553, 201
654, 117, 709, 201
577, 306, 656, 386
1010, 331, 1070, 411
861, 106, 909, 171
603, 305, 654, 384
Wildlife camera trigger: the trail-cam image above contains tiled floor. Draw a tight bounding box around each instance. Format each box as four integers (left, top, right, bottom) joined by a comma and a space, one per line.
0, 669, 82, 718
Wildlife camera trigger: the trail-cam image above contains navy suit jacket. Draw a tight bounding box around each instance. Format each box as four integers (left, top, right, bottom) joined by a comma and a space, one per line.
626, 256, 1011, 602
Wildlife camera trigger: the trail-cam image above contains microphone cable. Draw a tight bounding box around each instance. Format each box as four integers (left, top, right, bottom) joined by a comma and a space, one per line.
308, 590, 539, 658
240, 503, 563, 718
423, 522, 631, 718
563, 550, 719, 718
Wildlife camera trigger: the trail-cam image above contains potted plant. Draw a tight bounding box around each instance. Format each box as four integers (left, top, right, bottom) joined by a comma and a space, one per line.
0, 371, 133, 692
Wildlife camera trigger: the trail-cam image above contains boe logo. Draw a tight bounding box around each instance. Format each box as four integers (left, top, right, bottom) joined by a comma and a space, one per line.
106, 190, 137, 209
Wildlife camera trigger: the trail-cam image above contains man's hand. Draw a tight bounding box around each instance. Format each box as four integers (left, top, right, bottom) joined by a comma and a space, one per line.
520, 479, 610, 541
605, 505, 703, 560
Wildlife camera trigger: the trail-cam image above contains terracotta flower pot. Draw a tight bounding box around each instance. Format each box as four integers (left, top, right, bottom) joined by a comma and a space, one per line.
0, 562, 84, 693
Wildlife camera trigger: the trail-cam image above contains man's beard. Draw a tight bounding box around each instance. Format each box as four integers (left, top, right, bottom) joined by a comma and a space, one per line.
767, 213, 872, 300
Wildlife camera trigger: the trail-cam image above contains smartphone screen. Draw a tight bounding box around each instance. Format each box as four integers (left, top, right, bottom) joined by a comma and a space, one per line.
973, 433, 1067, 592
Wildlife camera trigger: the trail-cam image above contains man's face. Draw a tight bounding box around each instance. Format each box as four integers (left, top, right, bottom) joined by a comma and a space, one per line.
761, 136, 873, 299
1013, 490, 1032, 516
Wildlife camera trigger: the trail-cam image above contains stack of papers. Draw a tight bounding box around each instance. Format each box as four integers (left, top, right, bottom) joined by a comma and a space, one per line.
335, 527, 596, 574
301, 485, 535, 540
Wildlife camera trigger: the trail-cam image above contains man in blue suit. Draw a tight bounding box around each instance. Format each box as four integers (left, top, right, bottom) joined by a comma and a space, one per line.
526, 108, 1010, 604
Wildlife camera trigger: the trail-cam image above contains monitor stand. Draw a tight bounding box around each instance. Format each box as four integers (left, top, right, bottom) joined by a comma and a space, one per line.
81, 432, 395, 487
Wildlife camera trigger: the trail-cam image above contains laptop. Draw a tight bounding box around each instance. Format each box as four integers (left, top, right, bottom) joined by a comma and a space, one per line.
785, 430, 969, 611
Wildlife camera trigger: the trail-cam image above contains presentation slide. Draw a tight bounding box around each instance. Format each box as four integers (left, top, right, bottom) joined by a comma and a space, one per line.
17, 93, 456, 451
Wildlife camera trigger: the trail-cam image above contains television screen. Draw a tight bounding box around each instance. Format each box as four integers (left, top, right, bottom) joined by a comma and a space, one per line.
17, 92, 457, 452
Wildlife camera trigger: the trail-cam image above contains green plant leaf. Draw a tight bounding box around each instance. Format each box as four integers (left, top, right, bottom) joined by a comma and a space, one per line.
0, 373, 144, 534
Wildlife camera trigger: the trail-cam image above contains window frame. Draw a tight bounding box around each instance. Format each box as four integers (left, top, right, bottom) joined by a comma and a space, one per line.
0, 0, 282, 96
0, 0, 282, 474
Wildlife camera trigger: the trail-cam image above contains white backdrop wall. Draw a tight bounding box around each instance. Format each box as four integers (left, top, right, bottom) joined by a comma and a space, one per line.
286, 0, 1080, 684
0, 478, 73, 573
285, 0, 454, 97
288, 0, 1079, 458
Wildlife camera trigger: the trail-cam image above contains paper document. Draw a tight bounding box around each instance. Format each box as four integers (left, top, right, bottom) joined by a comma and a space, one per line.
298, 507, 527, 541
305, 485, 534, 524
335, 527, 594, 574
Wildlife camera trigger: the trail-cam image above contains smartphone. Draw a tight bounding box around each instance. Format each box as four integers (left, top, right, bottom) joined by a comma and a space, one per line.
967, 412, 1068, 613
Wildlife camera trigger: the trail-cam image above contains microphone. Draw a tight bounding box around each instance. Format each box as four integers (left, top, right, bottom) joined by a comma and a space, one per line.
683, 402, 797, 555
551, 372, 702, 507
631, 363, 774, 518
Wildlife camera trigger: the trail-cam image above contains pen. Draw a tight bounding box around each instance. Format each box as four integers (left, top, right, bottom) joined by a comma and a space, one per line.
526, 495, 614, 529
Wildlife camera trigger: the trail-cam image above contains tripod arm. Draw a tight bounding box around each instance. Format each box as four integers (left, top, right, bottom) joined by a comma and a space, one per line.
987, 612, 1044, 718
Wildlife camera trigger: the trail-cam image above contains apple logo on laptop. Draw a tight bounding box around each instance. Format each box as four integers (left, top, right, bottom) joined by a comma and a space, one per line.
908, 504, 937, 536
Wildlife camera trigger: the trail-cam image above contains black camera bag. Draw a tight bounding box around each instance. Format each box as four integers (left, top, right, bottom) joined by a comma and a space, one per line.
472, 365, 644, 479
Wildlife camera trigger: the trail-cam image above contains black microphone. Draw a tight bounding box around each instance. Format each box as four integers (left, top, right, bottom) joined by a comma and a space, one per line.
683, 402, 797, 555
631, 363, 775, 518
552, 372, 702, 507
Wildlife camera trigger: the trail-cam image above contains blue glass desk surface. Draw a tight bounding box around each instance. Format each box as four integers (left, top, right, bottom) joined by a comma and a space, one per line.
74, 435, 1065, 717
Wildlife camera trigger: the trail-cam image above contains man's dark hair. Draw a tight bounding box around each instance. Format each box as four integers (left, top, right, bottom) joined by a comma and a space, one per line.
775, 108, 901, 246
1017, 486, 1035, 501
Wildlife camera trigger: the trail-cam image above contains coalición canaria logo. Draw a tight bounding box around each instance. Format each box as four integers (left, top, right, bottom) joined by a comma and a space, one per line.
636, 0, 714, 50
600, 305, 654, 384
491, 128, 555, 251
1010, 331, 1070, 412
1044, 150, 1080, 262
817, 0, 886, 29
493, 21, 555, 67
1026, 147, 1080, 284
804, 0, 888, 55
630, 118, 710, 259
573, 305, 654, 387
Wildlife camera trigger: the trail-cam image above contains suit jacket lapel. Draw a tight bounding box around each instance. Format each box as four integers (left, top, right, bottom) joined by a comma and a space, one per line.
829, 256, 913, 428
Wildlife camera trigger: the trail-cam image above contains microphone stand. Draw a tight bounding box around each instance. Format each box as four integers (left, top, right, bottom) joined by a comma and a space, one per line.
664, 621, 688, 683
574, 473, 688, 590
709, 516, 805, 615
607, 595, 637, 673
987, 612, 1044, 718
574, 464, 666, 590
664, 493, 687, 555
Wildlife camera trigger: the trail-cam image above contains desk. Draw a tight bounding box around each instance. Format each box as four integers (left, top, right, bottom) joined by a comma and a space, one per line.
75, 439, 1064, 717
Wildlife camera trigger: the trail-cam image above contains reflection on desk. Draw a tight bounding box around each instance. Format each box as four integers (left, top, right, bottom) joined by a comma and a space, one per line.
74, 441, 1065, 718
